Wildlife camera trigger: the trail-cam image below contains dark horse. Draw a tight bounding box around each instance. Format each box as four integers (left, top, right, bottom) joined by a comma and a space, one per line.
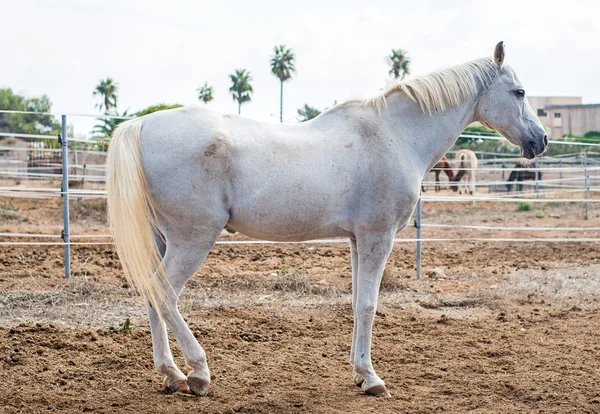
506, 162, 541, 191
421, 155, 455, 192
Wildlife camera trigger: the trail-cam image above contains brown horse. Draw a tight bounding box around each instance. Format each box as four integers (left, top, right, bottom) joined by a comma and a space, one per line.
421, 155, 455, 192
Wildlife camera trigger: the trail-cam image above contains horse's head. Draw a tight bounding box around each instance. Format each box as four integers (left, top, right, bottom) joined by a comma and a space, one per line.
475, 42, 547, 160
449, 173, 460, 191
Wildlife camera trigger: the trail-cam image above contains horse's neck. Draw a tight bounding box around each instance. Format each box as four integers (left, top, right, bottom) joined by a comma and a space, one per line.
383, 93, 478, 175
443, 166, 455, 179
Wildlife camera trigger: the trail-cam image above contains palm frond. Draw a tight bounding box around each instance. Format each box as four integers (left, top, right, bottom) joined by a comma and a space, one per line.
388, 49, 411, 80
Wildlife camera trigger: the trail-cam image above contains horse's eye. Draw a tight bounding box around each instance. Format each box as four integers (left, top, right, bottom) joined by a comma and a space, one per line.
514, 89, 525, 97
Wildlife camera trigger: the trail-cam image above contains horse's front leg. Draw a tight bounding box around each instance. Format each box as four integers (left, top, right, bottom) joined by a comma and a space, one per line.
349, 238, 358, 367
352, 231, 394, 397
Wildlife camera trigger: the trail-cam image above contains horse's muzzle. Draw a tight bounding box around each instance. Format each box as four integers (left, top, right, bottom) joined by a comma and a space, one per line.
522, 134, 548, 160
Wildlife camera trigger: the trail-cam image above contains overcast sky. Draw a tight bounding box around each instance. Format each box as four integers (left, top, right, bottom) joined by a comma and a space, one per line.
3, 0, 600, 137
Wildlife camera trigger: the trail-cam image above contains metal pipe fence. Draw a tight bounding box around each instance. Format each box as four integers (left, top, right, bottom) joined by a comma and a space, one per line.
1, 110, 600, 279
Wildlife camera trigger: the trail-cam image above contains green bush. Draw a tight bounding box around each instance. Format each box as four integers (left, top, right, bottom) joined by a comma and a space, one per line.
517, 202, 531, 211
120, 316, 134, 333
0, 202, 17, 211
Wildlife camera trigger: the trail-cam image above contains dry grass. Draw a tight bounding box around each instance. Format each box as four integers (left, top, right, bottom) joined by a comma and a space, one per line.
272, 270, 340, 296
416, 295, 486, 310
380, 266, 408, 292
2, 263, 599, 328
0, 278, 140, 327
0, 209, 22, 223
70, 200, 107, 224
503, 264, 600, 298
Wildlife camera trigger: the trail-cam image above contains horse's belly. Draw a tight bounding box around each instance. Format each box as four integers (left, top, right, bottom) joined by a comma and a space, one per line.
225, 209, 351, 242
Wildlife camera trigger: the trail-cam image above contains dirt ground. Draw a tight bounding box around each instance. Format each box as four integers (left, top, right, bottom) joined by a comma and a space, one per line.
1, 197, 600, 413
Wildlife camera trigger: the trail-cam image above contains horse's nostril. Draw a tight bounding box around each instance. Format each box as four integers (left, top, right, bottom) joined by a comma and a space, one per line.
543, 135, 548, 146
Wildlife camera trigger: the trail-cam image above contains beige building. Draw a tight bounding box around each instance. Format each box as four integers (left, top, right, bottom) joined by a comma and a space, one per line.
527, 96, 600, 138
543, 104, 600, 138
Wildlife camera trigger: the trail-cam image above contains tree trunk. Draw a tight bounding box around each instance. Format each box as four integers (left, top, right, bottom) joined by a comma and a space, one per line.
238, 101, 241, 115
279, 81, 283, 123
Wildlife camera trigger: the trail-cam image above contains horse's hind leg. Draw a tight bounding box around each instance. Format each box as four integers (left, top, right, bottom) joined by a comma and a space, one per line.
148, 233, 189, 393
153, 221, 226, 396
149, 304, 189, 393
468, 172, 475, 195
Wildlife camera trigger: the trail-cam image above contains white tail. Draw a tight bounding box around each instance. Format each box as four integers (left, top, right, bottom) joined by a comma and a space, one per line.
106, 120, 170, 311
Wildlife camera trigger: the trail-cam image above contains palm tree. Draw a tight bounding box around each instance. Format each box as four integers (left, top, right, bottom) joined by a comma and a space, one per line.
93, 78, 118, 115
270, 45, 296, 123
197, 82, 214, 104
229, 69, 253, 115
297, 104, 321, 122
92, 109, 130, 141
388, 49, 411, 80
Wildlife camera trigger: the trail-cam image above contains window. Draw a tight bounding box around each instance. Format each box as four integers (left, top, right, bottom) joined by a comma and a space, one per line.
537, 109, 547, 117
554, 112, 561, 118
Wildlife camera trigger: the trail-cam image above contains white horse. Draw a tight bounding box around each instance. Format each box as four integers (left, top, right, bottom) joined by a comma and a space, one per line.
450, 149, 478, 194
106, 42, 546, 398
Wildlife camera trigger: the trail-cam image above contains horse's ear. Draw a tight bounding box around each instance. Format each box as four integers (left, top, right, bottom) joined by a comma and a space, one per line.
494, 41, 505, 67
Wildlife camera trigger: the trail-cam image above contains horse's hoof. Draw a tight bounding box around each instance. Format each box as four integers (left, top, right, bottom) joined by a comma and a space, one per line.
163, 377, 190, 394
364, 384, 391, 398
187, 376, 210, 396
353, 373, 364, 387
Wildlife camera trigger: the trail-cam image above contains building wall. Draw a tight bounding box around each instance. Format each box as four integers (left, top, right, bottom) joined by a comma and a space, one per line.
546, 106, 600, 137
527, 96, 582, 137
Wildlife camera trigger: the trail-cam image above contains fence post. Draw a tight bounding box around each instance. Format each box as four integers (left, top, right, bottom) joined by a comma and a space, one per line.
79, 162, 86, 203
584, 149, 589, 220
414, 196, 422, 280
60, 115, 71, 278
471, 169, 476, 206
534, 158, 539, 199
81, 162, 86, 188
559, 159, 562, 180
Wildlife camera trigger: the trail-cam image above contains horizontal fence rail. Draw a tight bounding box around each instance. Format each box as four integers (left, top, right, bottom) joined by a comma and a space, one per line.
2, 238, 600, 248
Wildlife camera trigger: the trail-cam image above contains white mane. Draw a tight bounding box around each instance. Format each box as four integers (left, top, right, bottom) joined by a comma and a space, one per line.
363, 57, 501, 115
